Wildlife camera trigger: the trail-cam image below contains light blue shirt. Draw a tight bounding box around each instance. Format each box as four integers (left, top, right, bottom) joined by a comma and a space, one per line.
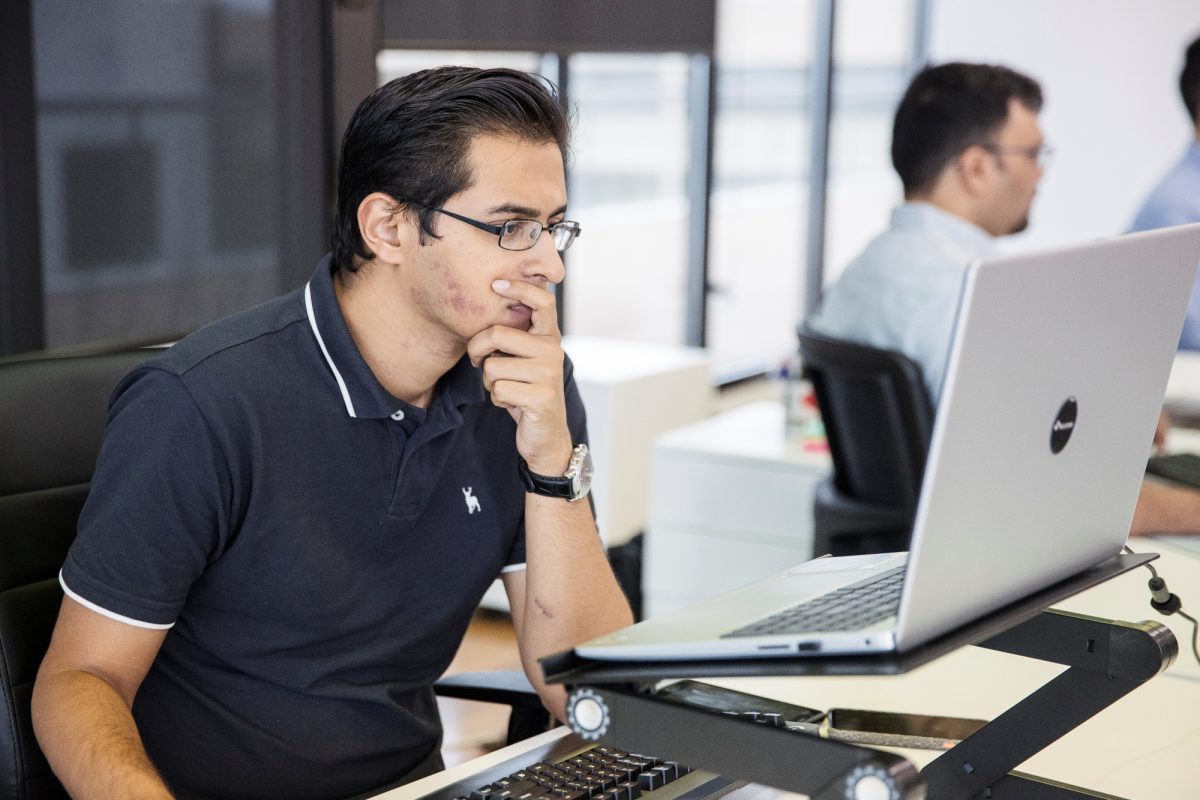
808, 202, 996, 404
1130, 143, 1200, 350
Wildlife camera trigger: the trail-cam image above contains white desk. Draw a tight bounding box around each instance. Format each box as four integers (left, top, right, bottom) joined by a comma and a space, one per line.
392, 540, 1200, 799
705, 538, 1200, 798
643, 401, 831, 618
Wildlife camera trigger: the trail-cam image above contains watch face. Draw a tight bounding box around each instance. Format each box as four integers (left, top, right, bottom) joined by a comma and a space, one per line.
571, 445, 594, 500
577, 448, 594, 493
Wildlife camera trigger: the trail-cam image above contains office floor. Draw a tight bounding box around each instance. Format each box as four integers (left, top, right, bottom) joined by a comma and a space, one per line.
438, 610, 523, 767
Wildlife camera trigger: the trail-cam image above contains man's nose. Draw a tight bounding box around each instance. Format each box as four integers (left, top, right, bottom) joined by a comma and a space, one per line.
522, 233, 566, 286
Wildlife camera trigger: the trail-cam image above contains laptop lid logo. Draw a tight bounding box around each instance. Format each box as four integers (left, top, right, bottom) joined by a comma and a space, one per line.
1050, 397, 1078, 453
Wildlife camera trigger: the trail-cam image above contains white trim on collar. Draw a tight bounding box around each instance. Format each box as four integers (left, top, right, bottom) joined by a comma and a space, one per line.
59, 571, 174, 630
305, 282, 357, 418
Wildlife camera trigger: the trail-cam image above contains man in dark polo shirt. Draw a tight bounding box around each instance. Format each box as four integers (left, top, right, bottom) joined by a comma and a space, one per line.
31, 67, 634, 800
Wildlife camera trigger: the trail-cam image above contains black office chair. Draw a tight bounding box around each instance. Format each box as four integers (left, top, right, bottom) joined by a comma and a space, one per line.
0, 347, 545, 799
0, 347, 158, 800
797, 328, 935, 557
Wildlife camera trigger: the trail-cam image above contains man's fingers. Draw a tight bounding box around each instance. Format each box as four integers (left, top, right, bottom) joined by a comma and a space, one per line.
491, 279, 560, 338
482, 350, 560, 389
490, 379, 557, 418
467, 325, 558, 366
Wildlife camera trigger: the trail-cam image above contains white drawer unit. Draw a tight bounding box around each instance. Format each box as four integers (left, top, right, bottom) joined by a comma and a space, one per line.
644, 401, 831, 617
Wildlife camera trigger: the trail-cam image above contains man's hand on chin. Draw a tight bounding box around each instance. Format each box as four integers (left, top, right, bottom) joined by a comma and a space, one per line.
467, 279, 572, 474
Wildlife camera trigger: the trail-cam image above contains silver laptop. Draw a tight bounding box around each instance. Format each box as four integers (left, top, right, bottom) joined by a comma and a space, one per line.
576, 223, 1200, 661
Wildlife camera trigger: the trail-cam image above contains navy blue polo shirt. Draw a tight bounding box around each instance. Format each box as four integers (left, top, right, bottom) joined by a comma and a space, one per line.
61, 255, 589, 800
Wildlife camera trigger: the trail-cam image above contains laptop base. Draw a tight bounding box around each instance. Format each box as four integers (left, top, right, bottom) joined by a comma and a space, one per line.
544, 553, 1177, 800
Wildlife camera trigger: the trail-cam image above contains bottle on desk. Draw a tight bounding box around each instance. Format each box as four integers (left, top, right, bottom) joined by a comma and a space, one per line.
780, 355, 824, 446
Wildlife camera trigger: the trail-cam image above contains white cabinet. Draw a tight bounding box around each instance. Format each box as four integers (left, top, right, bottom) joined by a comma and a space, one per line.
644, 401, 832, 617
562, 336, 713, 547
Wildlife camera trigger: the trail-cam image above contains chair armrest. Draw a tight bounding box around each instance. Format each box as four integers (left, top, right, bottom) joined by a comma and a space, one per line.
434, 670, 552, 745
434, 670, 543, 708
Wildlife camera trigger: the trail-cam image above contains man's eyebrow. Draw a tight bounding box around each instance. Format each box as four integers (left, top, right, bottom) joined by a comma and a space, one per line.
485, 202, 569, 219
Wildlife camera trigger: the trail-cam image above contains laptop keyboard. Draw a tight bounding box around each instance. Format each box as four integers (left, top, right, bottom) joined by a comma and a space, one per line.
722, 565, 906, 637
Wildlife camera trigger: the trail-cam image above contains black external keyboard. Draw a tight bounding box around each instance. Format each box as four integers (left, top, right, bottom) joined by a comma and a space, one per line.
415, 681, 825, 800
466, 745, 691, 799
722, 565, 906, 637
416, 734, 737, 800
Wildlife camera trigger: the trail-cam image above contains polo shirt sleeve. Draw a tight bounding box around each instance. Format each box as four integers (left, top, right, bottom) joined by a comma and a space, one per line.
500, 354, 593, 569
61, 366, 233, 628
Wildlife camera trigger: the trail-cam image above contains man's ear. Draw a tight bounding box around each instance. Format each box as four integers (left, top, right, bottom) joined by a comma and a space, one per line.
357, 192, 409, 262
956, 145, 996, 197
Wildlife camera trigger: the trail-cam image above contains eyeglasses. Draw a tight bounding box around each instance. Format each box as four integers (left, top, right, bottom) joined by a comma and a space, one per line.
982, 142, 1055, 170
407, 203, 581, 252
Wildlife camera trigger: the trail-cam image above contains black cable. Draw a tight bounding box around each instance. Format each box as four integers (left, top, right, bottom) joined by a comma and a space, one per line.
1124, 544, 1200, 667
1178, 609, 1200, 668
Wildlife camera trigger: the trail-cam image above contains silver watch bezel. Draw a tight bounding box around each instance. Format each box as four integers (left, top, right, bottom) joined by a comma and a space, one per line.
564, 443, 592, 502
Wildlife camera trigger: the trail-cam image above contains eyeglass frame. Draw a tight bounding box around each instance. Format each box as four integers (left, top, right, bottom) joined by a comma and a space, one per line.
399, 200, 581, 252
980, 142, 1055, 170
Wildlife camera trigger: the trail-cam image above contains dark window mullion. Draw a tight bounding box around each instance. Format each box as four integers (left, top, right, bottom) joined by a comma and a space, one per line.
0, 0, 45, 356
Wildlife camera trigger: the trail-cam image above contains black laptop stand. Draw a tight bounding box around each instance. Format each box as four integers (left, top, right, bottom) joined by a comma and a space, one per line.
542, 553, 1177, 800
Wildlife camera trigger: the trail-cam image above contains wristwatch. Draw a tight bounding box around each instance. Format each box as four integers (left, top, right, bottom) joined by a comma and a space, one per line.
518, 443, 593, 502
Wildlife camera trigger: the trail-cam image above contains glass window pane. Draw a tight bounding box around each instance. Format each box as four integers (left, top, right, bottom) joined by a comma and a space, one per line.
824, 0, 915, 286
33, 0, 285, 348
564, 53, 692, 346
708, 0, 816, 380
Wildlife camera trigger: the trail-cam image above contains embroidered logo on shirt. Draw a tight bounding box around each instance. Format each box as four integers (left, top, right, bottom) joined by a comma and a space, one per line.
462, 486, 482, 514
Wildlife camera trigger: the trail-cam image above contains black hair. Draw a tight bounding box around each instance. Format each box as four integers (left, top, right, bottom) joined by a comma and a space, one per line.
331, 66, 570, 272
891, 62, 1043, 196
1181, 35, 1200, 125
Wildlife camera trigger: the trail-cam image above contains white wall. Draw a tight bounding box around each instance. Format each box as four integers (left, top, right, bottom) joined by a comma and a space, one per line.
929, 0, 1200, 252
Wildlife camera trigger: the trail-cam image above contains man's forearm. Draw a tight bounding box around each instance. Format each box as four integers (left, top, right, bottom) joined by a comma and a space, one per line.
518, 495, 634, 718
32, 669, 174, 799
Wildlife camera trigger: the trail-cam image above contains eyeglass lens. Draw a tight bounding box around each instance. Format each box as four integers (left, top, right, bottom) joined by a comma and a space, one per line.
498, 220, 578, 252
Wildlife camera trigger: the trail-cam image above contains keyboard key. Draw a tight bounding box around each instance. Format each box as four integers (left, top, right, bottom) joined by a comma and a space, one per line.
653, 765, 677, 784
551, 790, 588, 800
636, 771, 663, 792
615, 782, 642, 800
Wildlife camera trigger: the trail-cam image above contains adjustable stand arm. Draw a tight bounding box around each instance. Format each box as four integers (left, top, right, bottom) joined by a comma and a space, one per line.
921, 611, 1178, 799
547, 556, 1176, 800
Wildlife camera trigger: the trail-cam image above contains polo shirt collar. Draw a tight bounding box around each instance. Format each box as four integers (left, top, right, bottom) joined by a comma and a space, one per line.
892, 201, 997, 259
303, 256, 486, 419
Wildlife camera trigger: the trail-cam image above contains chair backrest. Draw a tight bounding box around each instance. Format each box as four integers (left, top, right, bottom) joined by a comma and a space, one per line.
798, 328, 934, 512
0, 348, 158, 800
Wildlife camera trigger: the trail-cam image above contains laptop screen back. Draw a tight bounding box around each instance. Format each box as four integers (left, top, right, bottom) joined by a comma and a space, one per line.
895, 223, 1200, 649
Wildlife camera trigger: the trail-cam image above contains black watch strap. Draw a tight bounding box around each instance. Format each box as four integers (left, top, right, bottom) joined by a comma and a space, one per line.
517, 458, 575, 500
